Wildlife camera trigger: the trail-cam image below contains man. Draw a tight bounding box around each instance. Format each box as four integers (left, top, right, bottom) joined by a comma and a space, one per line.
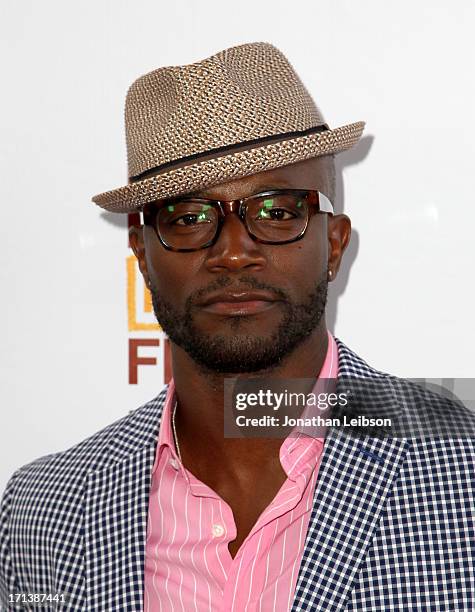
1, 42, 474, 612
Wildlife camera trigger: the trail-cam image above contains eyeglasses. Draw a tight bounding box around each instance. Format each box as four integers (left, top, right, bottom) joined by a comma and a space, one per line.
142, 189, 334, 252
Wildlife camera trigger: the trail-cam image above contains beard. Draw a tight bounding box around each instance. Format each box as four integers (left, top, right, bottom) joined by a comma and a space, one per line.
150, 274, 328, 374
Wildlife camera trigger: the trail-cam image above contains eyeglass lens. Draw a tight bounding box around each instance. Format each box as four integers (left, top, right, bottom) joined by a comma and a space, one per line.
156, 193, 309, 249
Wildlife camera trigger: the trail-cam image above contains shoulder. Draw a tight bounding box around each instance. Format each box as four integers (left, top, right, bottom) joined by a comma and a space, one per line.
0, 388, 169, 593
2, 386, 169, 505
335, 336, 475, 442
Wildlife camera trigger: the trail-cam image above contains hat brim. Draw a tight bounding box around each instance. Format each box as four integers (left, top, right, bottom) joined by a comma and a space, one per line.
92, 121, 365, 213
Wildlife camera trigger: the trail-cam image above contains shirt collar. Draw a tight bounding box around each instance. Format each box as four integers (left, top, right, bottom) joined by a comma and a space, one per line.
152, 378, 179, 474
279, 330, 338, 480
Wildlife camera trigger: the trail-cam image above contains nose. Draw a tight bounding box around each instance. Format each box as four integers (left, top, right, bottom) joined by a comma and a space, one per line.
204, 212, 267, 273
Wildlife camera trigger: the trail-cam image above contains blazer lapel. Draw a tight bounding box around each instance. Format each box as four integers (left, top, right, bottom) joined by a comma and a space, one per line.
83, 390, 166, 611
291, 429, 409, 611
291, 339, 411, 611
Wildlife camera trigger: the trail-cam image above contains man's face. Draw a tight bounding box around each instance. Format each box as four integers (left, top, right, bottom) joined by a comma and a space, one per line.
130, 156, 350, 374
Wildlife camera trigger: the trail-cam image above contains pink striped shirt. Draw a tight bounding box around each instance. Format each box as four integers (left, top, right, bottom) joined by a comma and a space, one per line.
144, 331, 338, 611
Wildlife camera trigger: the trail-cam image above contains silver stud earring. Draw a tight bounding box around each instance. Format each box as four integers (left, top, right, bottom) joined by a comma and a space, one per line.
328, 269, 333, 280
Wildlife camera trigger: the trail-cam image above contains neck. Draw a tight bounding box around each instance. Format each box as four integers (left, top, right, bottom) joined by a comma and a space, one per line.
169, 322, 329, 474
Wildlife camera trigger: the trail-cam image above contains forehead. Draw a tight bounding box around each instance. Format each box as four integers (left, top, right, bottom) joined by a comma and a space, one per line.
192, 156, 332, 200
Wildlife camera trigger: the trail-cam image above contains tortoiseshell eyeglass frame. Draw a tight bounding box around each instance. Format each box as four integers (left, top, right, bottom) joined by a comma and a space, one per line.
142, 189, 334, 252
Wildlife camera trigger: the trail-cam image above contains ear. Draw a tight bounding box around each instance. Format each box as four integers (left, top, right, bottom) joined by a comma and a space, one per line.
129, 224, 151, 288
327, 214, 351, 279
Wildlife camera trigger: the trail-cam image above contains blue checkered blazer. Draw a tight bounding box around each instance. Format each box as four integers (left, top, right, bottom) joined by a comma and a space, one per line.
1, 338, 474, 611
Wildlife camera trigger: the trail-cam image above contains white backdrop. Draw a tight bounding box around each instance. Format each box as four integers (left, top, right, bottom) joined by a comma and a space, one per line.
1, 0, 474, 492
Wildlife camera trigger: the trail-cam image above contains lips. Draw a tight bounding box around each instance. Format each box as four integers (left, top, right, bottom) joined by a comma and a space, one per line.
199, 291, 277, 306
198, 291, 280, 316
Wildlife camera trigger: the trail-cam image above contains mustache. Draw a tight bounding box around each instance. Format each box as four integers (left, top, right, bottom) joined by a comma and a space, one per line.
186, 275, 290, 310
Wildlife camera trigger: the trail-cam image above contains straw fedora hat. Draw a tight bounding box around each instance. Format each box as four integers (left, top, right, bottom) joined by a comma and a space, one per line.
92, 42, 365, 213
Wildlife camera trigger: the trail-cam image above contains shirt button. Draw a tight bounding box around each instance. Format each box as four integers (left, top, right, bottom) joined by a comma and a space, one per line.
212, 524, 225, 537
169, 457, 179, 470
